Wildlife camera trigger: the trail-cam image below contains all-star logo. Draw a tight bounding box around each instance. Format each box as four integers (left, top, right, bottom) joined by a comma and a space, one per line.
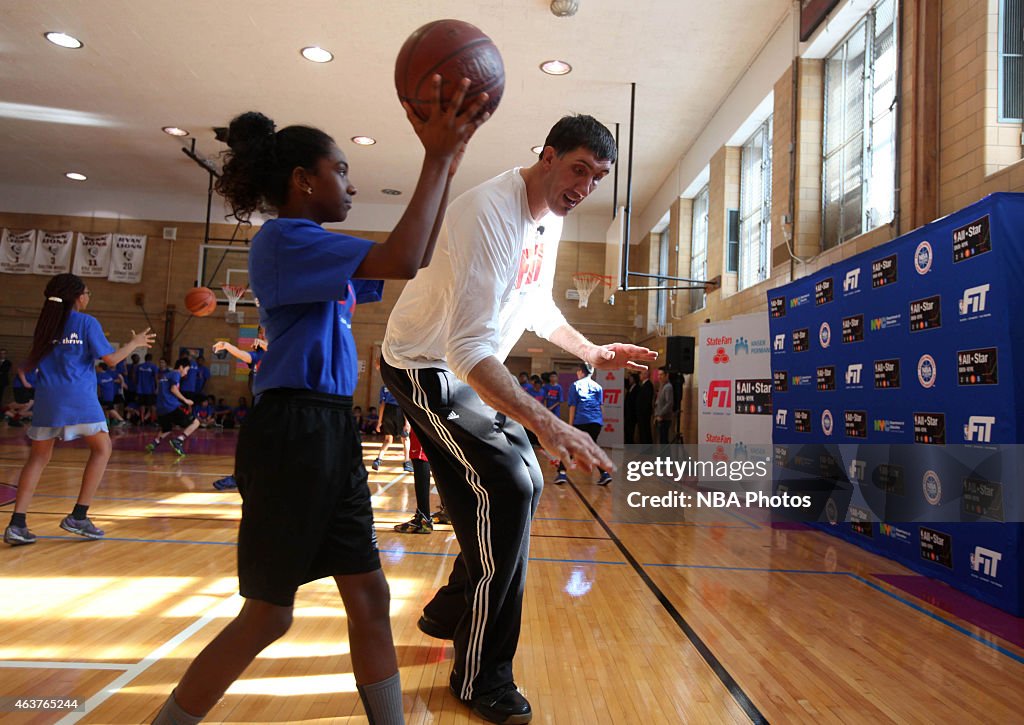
914, 240, 933, 275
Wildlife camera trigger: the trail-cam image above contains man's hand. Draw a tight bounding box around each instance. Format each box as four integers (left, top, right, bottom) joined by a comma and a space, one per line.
585, 343, 659, 372
533, 415, 613, 473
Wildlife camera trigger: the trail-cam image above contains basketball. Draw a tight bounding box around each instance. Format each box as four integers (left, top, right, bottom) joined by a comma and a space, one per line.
395, 19, 505, 122
184, 286, 217, 317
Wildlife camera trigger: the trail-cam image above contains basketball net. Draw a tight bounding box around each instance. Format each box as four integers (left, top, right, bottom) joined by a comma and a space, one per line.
572, 273, 611, 308
221, 284, 248, 313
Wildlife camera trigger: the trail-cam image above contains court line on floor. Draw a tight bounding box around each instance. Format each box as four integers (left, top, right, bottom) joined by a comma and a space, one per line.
641, 562, 1024, 666
0, 461, 231, 477
567, 480, 767, 725
0, 660, 130, 670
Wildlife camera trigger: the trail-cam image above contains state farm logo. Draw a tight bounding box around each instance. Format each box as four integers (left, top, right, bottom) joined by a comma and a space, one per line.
914, 240, 933, 275
922, 470, 942, 505
821, 409, 834, 436
964, 415, 995, 443
818, 322, 831, 349
843, 268, 861, 294
958, 284, 990, 317
706, 380, 732, 408
713, 347, 730, 364
917, 354, 936, 388
712, 446, 729, 462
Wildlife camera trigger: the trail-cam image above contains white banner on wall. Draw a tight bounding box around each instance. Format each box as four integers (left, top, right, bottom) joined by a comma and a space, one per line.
73, 232, 113, 277
697, 312, 773, 463
0, 229, 38, 275
107, 233, 147, 284
599, 368, 624, 449
31, 230, 74, 276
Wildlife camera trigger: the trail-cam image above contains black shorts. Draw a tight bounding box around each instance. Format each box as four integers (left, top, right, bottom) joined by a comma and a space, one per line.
113, 394, 124, 405
13, 388, 34, 404
139, 394, 156, 406
101, 400, 116, 411
379, 403, 405, 437
157, 408, 194, 432
236, 388, 379, 607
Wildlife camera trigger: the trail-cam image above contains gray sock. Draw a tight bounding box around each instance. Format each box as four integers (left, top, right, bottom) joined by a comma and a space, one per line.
152, 690, 203, 725
356, 671, 404, 725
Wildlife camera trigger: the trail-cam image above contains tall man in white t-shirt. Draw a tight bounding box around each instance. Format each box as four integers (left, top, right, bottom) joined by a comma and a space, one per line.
381, 115, 656, 724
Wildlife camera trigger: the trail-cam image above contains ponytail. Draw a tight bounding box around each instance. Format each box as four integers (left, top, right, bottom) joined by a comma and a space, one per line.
25, 273, 85, 370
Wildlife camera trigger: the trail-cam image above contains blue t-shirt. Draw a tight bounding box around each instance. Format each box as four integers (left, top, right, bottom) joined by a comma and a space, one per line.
180, 360, 199, 393
529, 385, 545, 404
135, 362, 158, 394
249, 218, 382, 397
195, 364, 210, 392
568, 376, 604, 426
96, 370, 119, 402
33, 311, 115, 427
14, 370, 36, 388
379, 385, 399, 407
157, 370, 186, 415
542, 383, 563, 417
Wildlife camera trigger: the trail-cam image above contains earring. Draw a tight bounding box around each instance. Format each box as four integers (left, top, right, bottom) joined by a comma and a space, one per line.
305, 187, 313, 195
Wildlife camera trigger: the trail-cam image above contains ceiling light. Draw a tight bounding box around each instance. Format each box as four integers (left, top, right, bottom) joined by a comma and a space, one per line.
162, 126, 189, 137
351, 136, 376, 146
550, 0, 580, 17
531, 145, 544, 155
65, 172, 87, 181
540, 60, 572, 76
381, 189, 402, 196
301, 46, 333, 63
44, 32, 83, 49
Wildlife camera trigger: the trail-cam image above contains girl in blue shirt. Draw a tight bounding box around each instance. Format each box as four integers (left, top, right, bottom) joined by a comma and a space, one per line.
4, 274, 154, 546
156, 78, 490, 725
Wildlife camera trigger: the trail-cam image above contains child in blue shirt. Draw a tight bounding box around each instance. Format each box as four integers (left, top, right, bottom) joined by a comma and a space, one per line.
5, 274, 153, 546
155, 82, 490, 725
145, 358, 201, 457
96, 362, 127, 427
554, 363, 611, 486
542, 371, 564, 418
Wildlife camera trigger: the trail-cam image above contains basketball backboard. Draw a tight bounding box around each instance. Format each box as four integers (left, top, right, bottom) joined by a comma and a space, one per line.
197, 244, 255, 307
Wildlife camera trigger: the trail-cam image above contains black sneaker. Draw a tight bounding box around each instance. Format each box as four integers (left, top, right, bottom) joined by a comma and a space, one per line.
417, 613, 455, 640
453, 682, 532, 725
394, 513, 432, 534
431, 508, 451, 525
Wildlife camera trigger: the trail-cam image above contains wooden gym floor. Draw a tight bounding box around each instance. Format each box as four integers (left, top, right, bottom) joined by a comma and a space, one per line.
0, 425, 1021, 724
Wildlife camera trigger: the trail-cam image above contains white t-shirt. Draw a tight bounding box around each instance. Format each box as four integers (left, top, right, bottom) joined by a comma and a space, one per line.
383, 168, 567, 381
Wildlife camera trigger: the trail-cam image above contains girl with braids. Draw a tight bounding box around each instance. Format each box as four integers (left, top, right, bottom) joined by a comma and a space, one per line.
4, 273, 154, 546
154, 77, 489, 725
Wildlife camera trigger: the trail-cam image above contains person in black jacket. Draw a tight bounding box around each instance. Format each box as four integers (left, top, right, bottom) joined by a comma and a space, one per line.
636, 367, 654, 444
623, 372, 639, 444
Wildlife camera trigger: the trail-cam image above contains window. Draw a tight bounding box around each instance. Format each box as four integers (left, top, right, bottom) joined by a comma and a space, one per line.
822, 0, 897, 248
738, 116, 772, 291
655, 231, 670, 328
1000, 0, 1024, 122
690, 185, 709, 311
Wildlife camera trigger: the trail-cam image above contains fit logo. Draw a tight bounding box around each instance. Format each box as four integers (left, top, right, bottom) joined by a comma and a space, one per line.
845, 363, 863, 385
775, 409, 788, 426
964, 416, 995, 442
707, 380, 732, 408
844, 268, 860, 292
848, 459, 866, 482
971, 547, 1002, 577
959, 284, 989, 315
773, 334, 785, 351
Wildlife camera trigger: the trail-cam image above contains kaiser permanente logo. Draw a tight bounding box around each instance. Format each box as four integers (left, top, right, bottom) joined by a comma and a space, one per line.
61, 331, 83, 345
958, 283, 991, 320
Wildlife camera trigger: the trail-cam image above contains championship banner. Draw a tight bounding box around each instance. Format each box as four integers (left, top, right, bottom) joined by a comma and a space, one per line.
73, 232, 112, 277
31, 230, 73, 276
768, 192, 1024, 615
0, 229, 37, 275
698, 312, 773, 465
107, 233, 147, 284
600, 368, 624, 449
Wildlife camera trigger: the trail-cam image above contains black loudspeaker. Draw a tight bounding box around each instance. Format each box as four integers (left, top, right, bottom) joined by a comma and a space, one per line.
666, 335, 695, 374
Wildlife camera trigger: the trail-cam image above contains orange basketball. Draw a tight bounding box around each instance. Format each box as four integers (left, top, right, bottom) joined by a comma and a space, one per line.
185, 286, 218, 317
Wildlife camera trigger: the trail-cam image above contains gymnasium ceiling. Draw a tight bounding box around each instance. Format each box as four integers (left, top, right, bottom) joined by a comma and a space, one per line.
1, 0, 792, 233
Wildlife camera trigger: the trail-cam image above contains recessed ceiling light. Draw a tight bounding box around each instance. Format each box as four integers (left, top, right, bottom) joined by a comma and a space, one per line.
65, 172, 87, 181
381, 188, 402, 196
531, 145, 544, 155
162, 126, 189, 137
540, 59, 572, 76
44, 32, 83, 49
301, 46, 333, 63
351, 136, 376, 146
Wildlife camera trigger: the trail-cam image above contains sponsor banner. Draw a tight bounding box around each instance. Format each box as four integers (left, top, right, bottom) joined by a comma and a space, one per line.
73, 232, 112, 277
0, 228, 37, 274
601, 368, 624, 449
108, 233, 147, 283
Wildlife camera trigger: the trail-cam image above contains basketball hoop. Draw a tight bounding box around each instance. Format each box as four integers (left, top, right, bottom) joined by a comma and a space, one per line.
221, 284, 248, 313
572, 273, 611, 308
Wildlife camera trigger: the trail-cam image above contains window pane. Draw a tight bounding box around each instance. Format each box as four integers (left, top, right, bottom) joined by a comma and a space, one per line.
824, 53, 846, 153
867, 110, 895, 228
690, 186, 708, 311
842, 137, 864, 241
844, 26, 867, 144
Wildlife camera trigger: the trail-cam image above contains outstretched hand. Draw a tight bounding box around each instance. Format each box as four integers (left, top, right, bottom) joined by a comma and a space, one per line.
131, 328, 156, 349
403, 75, 491, 170
585, 343, 659, 372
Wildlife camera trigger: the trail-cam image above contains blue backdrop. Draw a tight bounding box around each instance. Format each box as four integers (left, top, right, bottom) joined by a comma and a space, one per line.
768, 193, 1024, 616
